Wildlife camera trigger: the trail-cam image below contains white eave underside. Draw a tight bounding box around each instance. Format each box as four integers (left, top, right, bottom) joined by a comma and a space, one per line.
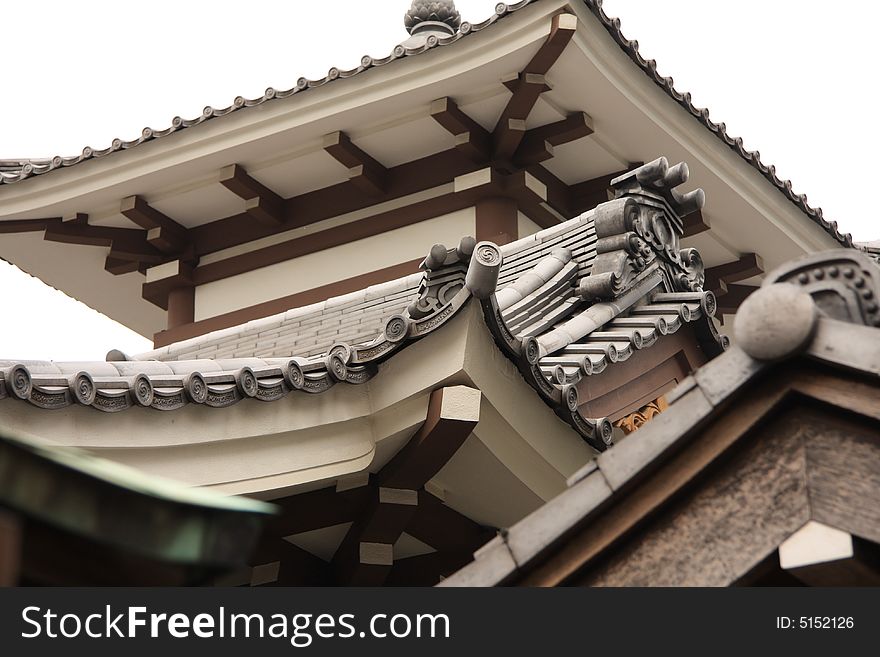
0, 0, 840, 336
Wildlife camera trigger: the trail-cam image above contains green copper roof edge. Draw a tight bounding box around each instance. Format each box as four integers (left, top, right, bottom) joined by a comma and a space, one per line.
0, 428, 275, 515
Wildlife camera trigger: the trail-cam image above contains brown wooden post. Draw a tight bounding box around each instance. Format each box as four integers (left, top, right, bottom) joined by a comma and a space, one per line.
167, 286, 195, 329
0, 510, 21, 587
476, 197, 518, 245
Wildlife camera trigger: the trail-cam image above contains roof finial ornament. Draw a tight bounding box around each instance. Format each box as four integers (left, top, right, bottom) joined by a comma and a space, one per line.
404, 1, 462, 37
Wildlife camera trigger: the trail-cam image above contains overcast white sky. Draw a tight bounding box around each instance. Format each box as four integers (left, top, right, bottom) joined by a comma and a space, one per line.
1, 1, 877, 361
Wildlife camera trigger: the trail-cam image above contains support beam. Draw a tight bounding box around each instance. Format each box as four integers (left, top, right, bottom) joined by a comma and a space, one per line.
505, 169, 560, 229
493, 77, 545, 161
379, 386, 482, 490
44, 221, 165, 270
244, 196, 284, 228
250, 389, 488, 587
141, 260, 195, 310
430, 97, 491, 162
265, 485, 372, 538
385, 551, 474, 587
190, 147, 486, 256
715, 284, 758, 316
705, 253, 764, 295
406, 491, 495, 555
513, 112, 594, 166
104, 257, 142, 276
682, 210, 711, 237
0, 218, 56, 234
166, 286, 195, 328
0, 510, 21, 587
524, 12, 578, 76
219, 164, 284, 227
120, 195, 189, 254
61, 212, 88, 225
332, 486, 419, 586
273, 542, 331, 586
569, 165, 641, 215
475, 197, 518, 244
323, 131, 387, 196
491, 13, 577, 161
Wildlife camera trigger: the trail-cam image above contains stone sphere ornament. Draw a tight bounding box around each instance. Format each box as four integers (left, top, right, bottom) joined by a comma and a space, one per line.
733, 283, 817, 361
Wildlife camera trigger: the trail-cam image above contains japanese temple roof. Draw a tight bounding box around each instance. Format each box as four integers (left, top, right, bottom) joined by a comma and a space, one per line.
441, 248, 880, 586
0, 159, 721, 451
0, 0, 851, 247
0, 425, 273, 568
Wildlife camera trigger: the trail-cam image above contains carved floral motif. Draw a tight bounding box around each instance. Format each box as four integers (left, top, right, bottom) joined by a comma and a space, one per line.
614, 396, 669, 435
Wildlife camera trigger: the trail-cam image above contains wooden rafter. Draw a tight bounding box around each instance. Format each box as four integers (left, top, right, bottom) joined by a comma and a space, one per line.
705, 253, 764, 295
104, 257, 143, 276
0, 218, 56, 234
568, 165, 640, 215
334, 386, 481, 585
331, 487, 419, 586
219, 164, 284, 227
251, 386, 485, 587
120, 195, 189, 255
492, 13, 577, 160
715, 284, 758, 316
42, 219, 165, 271
385, 550, 475, 587
430, 97, 492, 162
513, 112, 594, 166
380, 387, 481, 490
265, 484, 372, 539
323, 131, 387, 196
406, 490, 494, 555
682, 210, 711, 237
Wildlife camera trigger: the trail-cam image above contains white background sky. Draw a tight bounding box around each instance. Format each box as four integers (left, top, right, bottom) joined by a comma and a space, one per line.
1, 0, 877, 361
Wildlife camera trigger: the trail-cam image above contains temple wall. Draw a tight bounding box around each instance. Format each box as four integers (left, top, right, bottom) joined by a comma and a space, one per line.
517, 211, 542, 239
193, 207, 476, 322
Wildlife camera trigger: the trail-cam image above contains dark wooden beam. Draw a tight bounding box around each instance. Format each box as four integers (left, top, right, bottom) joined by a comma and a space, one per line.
513, 112, 594, 166
43, 221, 165, 268
265, 484, 372, 538
682, 210, 711, 237
0, 218, 57, 234
715, 284, 758, 316
503, 169, 562, 229
379, 387, 481, 490
323, 131, 387, 196
104, 257, 142, 276
524, 12, 578, 76
120, 195, 189, 254
476, 196, 518, 244
526, 164, 575, 218
332, 486, 418, 586
430, 97, 491, 162
248, 390, 486, 587
491, 12, 577, 160
385, 550, 475, 587
274, 542, 331, 586
569, 165, 640, 215
61, 212, 88, 225
494, 114, 530, 162
219, 164, 284, 227
191, 147, 480, 257
407, 491, 495, 555
243, 196, 283, 228
141, 260, 195, 311
0, 510, 21, 586
705, 253, 764, 295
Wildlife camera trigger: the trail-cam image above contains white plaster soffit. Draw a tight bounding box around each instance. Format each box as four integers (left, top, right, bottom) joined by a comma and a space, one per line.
0, 1, 560, 217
